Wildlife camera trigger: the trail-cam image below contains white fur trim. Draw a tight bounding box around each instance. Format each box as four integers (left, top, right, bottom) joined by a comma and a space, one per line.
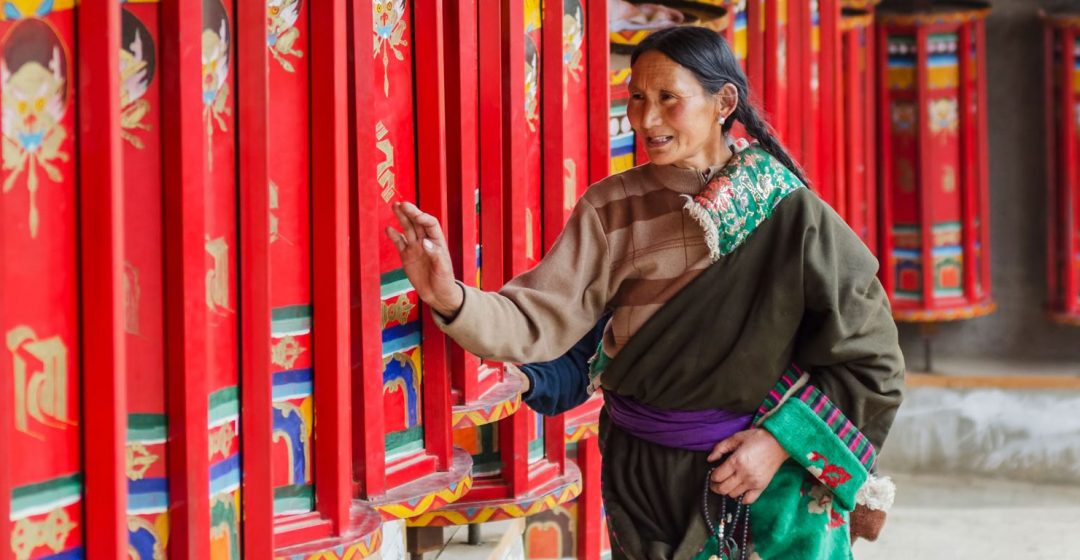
681, 196, 721, 262
856, 474, 896, 512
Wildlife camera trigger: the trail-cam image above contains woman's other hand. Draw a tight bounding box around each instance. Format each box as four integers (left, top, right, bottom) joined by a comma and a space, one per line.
385, 202, 463, 318
706, 428, 790, 504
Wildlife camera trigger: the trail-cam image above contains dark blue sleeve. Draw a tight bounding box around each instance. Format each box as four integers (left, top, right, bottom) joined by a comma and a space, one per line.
516, 315, 608, 416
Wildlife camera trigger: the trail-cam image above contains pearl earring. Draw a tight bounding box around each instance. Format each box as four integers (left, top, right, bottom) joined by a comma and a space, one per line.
718, 116, 726, 126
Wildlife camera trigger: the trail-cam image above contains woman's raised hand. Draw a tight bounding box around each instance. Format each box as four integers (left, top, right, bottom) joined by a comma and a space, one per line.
386, 202, 464, 319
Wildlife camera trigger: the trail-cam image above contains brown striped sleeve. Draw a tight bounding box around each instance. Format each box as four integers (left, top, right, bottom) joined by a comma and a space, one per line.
433, 197, 612, 363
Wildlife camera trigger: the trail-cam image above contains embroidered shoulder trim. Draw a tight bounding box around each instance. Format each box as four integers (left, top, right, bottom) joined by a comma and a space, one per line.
682, 145, 804, 261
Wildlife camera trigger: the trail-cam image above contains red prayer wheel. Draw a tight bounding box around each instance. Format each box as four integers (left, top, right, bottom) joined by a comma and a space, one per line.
876, 2, 995, 322
834, 7, 880, 252
1044, 12, 1080, 326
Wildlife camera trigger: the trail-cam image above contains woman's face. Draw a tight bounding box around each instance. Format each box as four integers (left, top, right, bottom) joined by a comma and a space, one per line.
627, 50, 725, 169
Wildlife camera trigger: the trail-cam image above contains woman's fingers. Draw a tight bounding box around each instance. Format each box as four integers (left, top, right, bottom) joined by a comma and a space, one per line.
742, 488, 763, 505
392, 202, 420, 244
400, 202, 448, 246
386, 227, 407, 252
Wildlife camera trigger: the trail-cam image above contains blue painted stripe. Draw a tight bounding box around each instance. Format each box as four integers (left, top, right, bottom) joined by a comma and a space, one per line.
127, 478, 169, 513
611, 134, 635, 150
129, 477, 168, 495
273, 368, 313, 386
273, 383, 313, 401
382, 320, 421, 345
887, 57, 916, 66
39, 549, 82, 560
383, 333, 421, 356
928, 54, 958, 66
209, 454, 241, 495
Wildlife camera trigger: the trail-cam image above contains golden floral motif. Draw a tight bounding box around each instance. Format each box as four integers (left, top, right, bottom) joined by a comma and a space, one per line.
208, 422, 236, 460
382, 294, 414, 329
11, 509, 77, 560
271, 335, 306, 369
127, 443, 159, 480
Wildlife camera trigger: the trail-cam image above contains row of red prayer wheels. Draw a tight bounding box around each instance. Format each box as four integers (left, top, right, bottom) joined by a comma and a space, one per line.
0, 0, 612, 559
1, 1, 1078, 560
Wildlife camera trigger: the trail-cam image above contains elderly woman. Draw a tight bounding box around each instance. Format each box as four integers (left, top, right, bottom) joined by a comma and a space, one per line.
388, 26, 903, 560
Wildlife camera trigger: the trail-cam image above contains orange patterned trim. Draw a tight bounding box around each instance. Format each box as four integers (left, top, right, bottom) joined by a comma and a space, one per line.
451, 372, 524, 429
841, 13, 874, 31
371, 448, 475, 520
565, 422, 600, 443
1048, 310, 1080, 327
406, 463, 583, 527
892, 300, 997, 322
878, 8, 990, 27
274, 505, 384, 560
841, 0, 882, 9
1044, 13, 1080, 30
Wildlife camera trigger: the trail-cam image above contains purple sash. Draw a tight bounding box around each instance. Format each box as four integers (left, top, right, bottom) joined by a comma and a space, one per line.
605, 391, 753, 452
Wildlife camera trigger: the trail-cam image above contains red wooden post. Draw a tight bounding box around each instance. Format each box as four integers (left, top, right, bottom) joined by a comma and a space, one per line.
162, 0, 211, 555
414, 0, 455, 470
576, 437, 602, 560
78, 2, 127, 558
0, 178, 7, 560
1058, 25, 1079, 318
975, 18, 992, 300
543, 0, 566, 252
445, 0, 483, 405
877, 20, 893, 297
957, 21, 977, 303
351, 0, 388, 499
819, 0, 841, 205
480, 1, 506, 295
237, 0, 274, 555
747, 0, 765, 93
542, 0, 567, 475
865, 14, 879, 254
500, 0, 531, 497
312, 0, 354, 532
1045, 19, 1059, 310
915, 26, 934, 310
588, 0, 610, 184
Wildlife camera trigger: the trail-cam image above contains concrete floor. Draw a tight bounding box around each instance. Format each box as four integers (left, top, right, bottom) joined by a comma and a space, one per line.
853, 473, 1080, 560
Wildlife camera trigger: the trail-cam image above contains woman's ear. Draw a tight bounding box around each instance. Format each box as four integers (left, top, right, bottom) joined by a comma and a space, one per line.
717, 83, 739, 120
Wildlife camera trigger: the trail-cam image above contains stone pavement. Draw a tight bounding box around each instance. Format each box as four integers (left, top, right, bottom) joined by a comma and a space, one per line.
853, 472, 1080, 560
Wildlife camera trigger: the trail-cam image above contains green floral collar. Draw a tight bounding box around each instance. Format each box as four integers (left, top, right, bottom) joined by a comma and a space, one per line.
682, 144, 805, 261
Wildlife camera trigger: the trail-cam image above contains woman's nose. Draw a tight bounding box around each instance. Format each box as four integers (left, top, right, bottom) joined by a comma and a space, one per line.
641, 101, 663, 129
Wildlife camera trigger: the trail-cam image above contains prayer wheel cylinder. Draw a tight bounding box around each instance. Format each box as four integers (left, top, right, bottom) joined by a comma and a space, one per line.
876, 2, 995, 322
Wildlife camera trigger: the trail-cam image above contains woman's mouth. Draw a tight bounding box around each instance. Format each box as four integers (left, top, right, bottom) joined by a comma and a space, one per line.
646, 135, 673, 148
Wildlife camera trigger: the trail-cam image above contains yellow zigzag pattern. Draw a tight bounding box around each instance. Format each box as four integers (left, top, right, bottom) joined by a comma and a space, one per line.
375, 475, 474, 520
406, 481, 582, 527
893, 301, 995, 323
565, 423, 599, 444
275, 525, 383, 560
452, 396, 522, 429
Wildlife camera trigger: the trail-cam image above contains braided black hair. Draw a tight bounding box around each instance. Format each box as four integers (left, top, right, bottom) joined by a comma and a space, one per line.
631, 26, 808, 186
